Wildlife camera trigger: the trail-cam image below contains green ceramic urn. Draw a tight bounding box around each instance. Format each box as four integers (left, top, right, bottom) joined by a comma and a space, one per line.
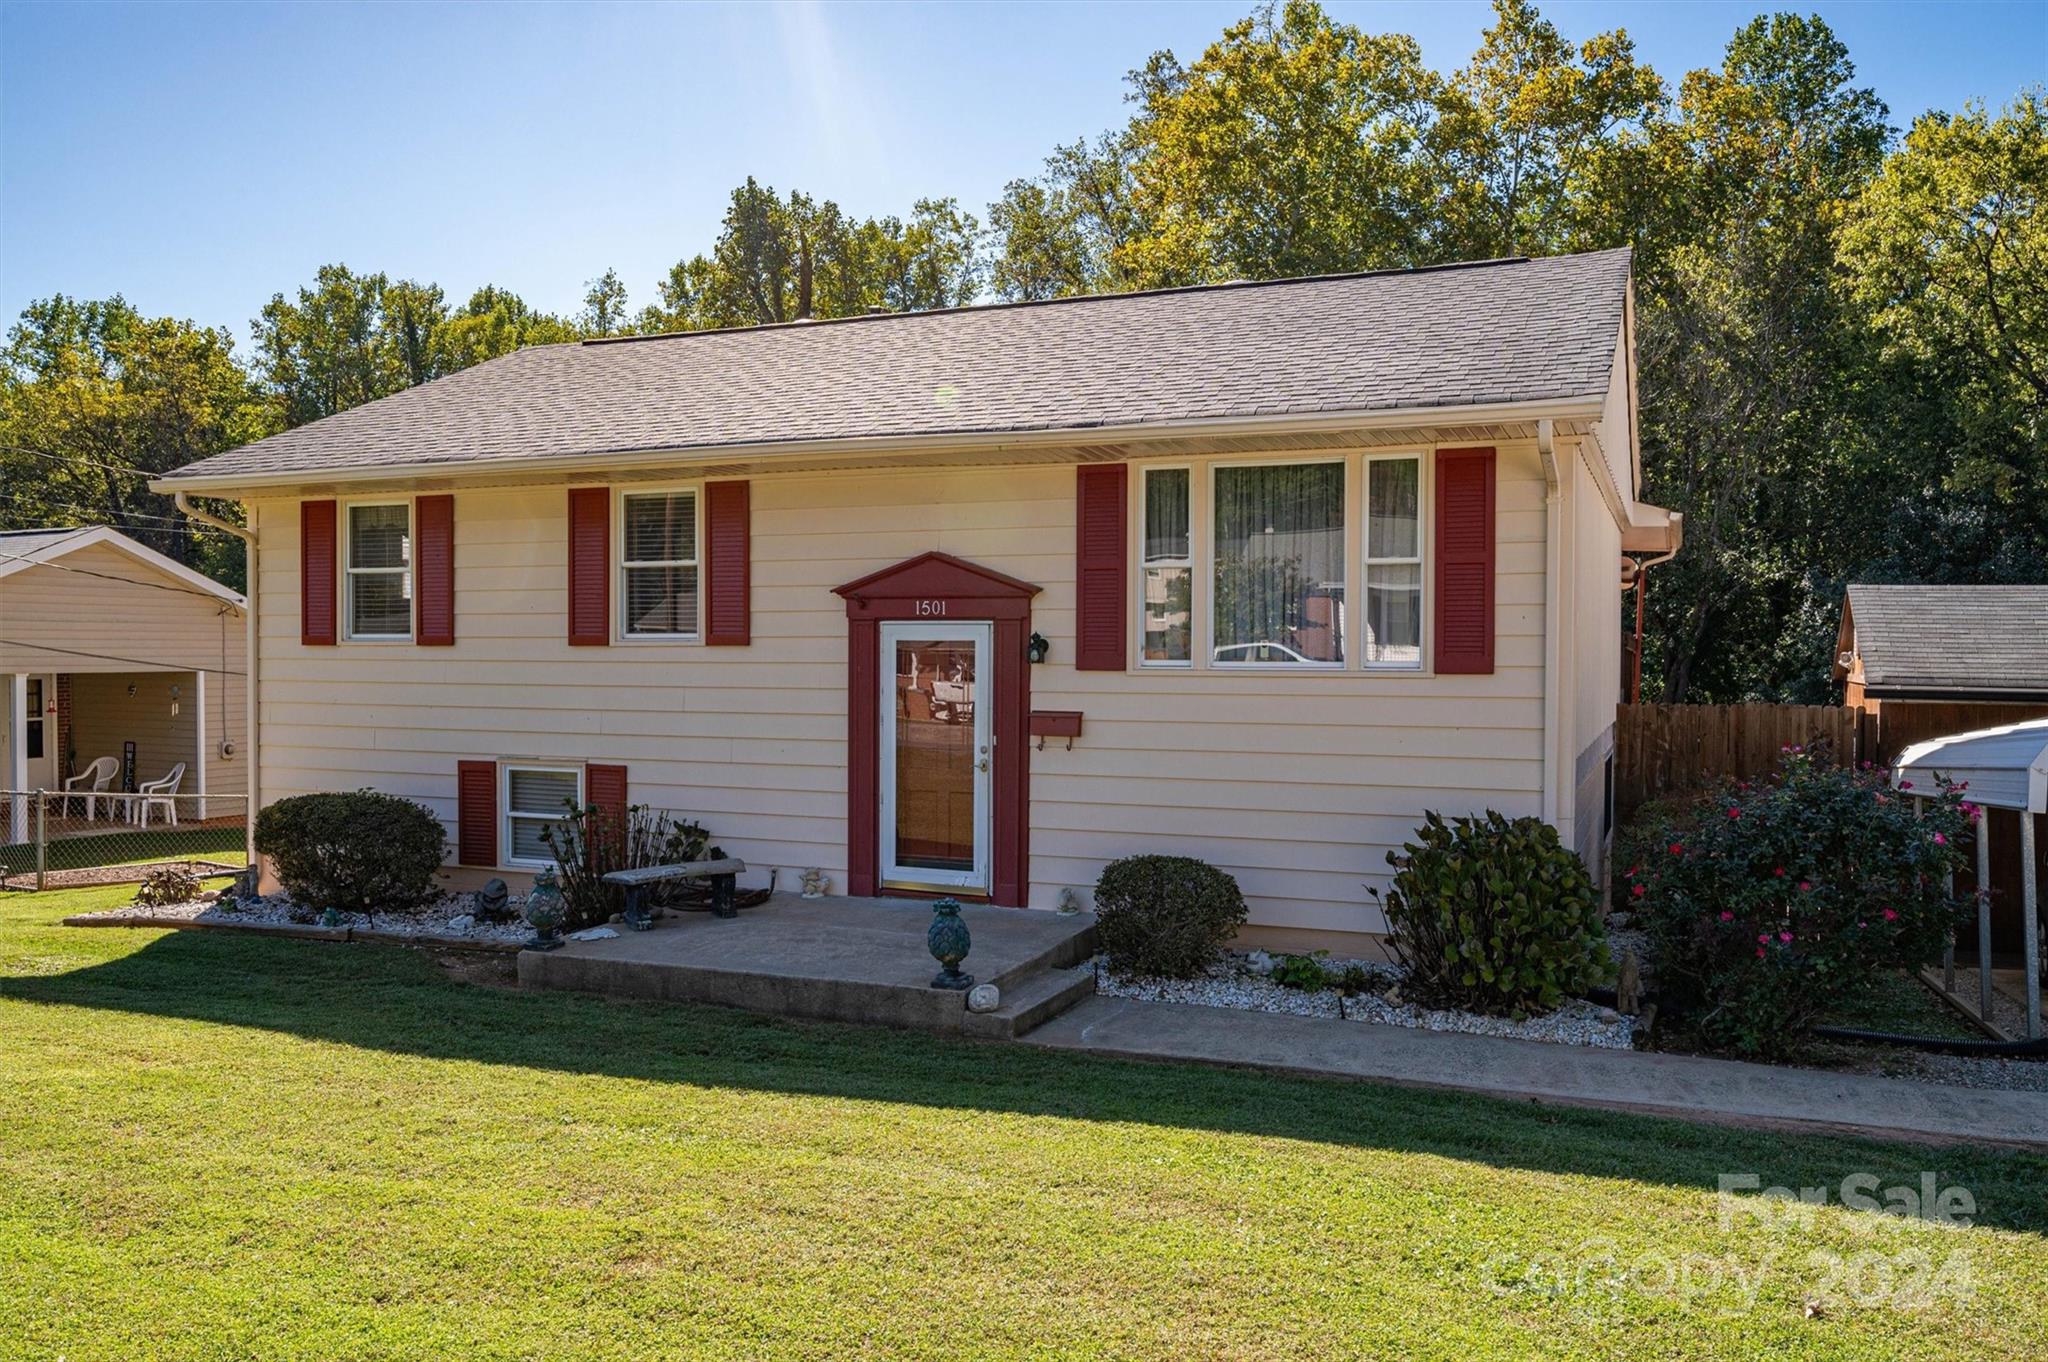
927, 897, 974, 990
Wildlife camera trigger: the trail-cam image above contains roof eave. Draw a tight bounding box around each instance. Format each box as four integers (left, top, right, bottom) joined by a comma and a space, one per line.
149, 393, 1608, 497
1863, 685, 2048, 703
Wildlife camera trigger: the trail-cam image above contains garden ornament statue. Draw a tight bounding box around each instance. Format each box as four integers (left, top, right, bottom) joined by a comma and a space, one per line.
800, 867, 828, 899
927, 897, 974, 989
523, 867, 566, 951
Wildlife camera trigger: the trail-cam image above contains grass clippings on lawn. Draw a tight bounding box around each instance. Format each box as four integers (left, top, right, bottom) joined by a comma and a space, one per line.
3, 884, 2045, 1360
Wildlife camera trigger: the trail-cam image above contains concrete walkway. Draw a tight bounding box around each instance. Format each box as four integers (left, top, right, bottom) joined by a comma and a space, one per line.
1026, 996, 2048, 1150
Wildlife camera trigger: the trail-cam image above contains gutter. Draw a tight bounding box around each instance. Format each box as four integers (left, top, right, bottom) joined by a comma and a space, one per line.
147, 395, 1608, 497
173, 493, 258, 864
1538, 419, 1564, 829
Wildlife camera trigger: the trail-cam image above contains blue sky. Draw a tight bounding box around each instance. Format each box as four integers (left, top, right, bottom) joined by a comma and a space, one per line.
2, 1, 2042, 340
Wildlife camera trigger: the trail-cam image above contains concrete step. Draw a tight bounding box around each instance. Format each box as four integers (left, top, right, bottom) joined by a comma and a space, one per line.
982, 918, 1098, 990
962, 961, 1098, 1040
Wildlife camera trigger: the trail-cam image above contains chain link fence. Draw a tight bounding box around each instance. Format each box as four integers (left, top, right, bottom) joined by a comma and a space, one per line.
0, 791, 248, 892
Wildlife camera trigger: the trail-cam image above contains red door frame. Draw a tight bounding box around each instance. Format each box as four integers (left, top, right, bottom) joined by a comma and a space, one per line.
834, 552, 1039, 906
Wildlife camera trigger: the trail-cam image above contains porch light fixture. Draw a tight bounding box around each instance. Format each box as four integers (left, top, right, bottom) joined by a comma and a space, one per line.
1026, 631, 1050, 665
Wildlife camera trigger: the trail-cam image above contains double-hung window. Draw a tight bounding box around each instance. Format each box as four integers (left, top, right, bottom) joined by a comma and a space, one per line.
344, 501, 412, 640
1140, 467, 1192, 665
620, 489, 699, 639
503, 763, 582, 868
1363, 455, 1424, 668
1211, 460, 1346, 667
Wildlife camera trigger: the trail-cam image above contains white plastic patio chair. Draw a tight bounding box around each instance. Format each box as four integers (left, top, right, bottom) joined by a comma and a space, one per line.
134, 763, 186, 829
62, 756, 120, 821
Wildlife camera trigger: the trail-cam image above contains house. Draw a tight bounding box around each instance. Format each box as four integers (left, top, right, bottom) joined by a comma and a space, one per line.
153, 248, 1680, 951
0, 526, 248, 842
1835, 583, 2048, 758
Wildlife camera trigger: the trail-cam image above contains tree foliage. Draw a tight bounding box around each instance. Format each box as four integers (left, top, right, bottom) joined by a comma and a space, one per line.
5, 0, 2041, 679
0, 294, 273, 584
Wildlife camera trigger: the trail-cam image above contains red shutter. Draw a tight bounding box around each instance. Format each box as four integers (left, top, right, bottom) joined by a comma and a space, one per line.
567, 487, 609, 646
456, 760, 497, 867
301, 500, 337, 646
1074, 464, 1128, 671
1434, 447, 1496, 675
415, 493, 455, 646
586, 763, 628, 861
704, 480, 751, 646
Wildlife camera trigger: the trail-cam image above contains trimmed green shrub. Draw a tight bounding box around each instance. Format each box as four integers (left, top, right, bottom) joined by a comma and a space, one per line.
1093, 855, 1249, 978
253, 790, 446, 916
1372, 811, 1609, 1016
1625, 750, 1971, 1057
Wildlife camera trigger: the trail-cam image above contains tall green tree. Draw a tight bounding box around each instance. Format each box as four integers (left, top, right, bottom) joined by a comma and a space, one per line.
579, 268, 631, 337
251, 264, 400, 427
1629, 15, 1893, 702
1432, 0, 1664, 259
433, 286, 579, 371
0, 295, 274, 584
1120, 0, 1444, 284
1841, 92, 2048, 516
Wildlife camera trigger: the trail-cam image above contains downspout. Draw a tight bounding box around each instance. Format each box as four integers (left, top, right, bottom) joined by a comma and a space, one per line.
175, 493, 257, 863
1625, 538, 1682, 704
1537, 419, 1563, 828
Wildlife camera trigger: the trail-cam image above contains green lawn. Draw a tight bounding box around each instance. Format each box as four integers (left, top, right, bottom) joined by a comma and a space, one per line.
0, 822, 246, 876
3, 885, 2045, 1360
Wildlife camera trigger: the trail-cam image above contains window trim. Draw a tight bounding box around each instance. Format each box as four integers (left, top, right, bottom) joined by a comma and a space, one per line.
1135, 463, 1194, 669
614, 484, 704, 643
341, 498, 414, 642
1205, 455, 1350, 671
1362, 451, 1427, 671
501, 760, 584, 870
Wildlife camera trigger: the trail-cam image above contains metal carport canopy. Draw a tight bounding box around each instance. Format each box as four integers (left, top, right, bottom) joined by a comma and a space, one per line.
1892, 718, 2048, 813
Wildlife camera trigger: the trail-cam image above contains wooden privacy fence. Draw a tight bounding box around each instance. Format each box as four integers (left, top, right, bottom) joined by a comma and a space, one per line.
1614, 703, 1871, 816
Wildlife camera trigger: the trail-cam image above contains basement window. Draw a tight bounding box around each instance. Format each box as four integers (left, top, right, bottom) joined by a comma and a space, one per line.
503, 763, 582, 868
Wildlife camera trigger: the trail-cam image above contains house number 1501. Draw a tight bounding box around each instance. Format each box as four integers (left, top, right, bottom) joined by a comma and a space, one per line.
914, 599, 947, 616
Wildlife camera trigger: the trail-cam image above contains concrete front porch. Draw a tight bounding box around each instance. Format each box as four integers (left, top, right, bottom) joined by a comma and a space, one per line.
518, 894, 1099, 1038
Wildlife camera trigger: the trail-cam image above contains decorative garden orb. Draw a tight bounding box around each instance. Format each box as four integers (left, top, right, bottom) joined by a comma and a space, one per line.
523, 867, 566, 951
927, 897, 974, 990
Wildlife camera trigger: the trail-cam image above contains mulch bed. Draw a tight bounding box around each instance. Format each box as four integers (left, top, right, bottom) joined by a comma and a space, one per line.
2, 860, 241, 892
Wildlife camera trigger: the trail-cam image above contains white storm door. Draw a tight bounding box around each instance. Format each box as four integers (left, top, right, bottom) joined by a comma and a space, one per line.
879, 620, 992, 893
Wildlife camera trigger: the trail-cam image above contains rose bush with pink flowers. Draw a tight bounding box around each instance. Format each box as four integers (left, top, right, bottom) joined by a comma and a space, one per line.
1620, 749, 1971, 1057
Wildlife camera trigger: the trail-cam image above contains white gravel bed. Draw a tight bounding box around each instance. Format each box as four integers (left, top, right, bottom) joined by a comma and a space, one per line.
1092, 949, 1636, 1049
1885, 1050, 2048, 1093
72, 889, 533, 945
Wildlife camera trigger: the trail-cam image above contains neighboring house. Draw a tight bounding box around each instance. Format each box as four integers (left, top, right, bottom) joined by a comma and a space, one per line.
153, 248, 1680, 949
0, 526, 248, 841
1835, 584, 2048, 758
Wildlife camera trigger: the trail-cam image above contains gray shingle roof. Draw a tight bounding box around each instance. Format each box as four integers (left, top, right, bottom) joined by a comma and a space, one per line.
1847, 584, 2048, 697
164, 248, 1631, 485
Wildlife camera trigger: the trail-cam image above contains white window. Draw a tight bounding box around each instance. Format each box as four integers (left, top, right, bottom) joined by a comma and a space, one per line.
503, 764, 582, 868
1140, 466, 1192, 665
619, 489, 699, 639
1364, 455, 1424, 668
1211, 460, 1346, 667
344, 501, 412, 640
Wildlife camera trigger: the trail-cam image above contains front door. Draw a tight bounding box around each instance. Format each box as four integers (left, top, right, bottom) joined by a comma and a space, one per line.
879, 620, 992, 893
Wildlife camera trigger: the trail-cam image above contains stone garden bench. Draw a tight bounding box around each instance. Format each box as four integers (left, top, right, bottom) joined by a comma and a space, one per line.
602, 858, 747, 930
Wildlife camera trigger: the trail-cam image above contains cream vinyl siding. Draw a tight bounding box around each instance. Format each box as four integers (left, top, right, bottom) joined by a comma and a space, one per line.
248, 440, 1549, 938
1566, 438, 1624, 877
0, 543, 248, 800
